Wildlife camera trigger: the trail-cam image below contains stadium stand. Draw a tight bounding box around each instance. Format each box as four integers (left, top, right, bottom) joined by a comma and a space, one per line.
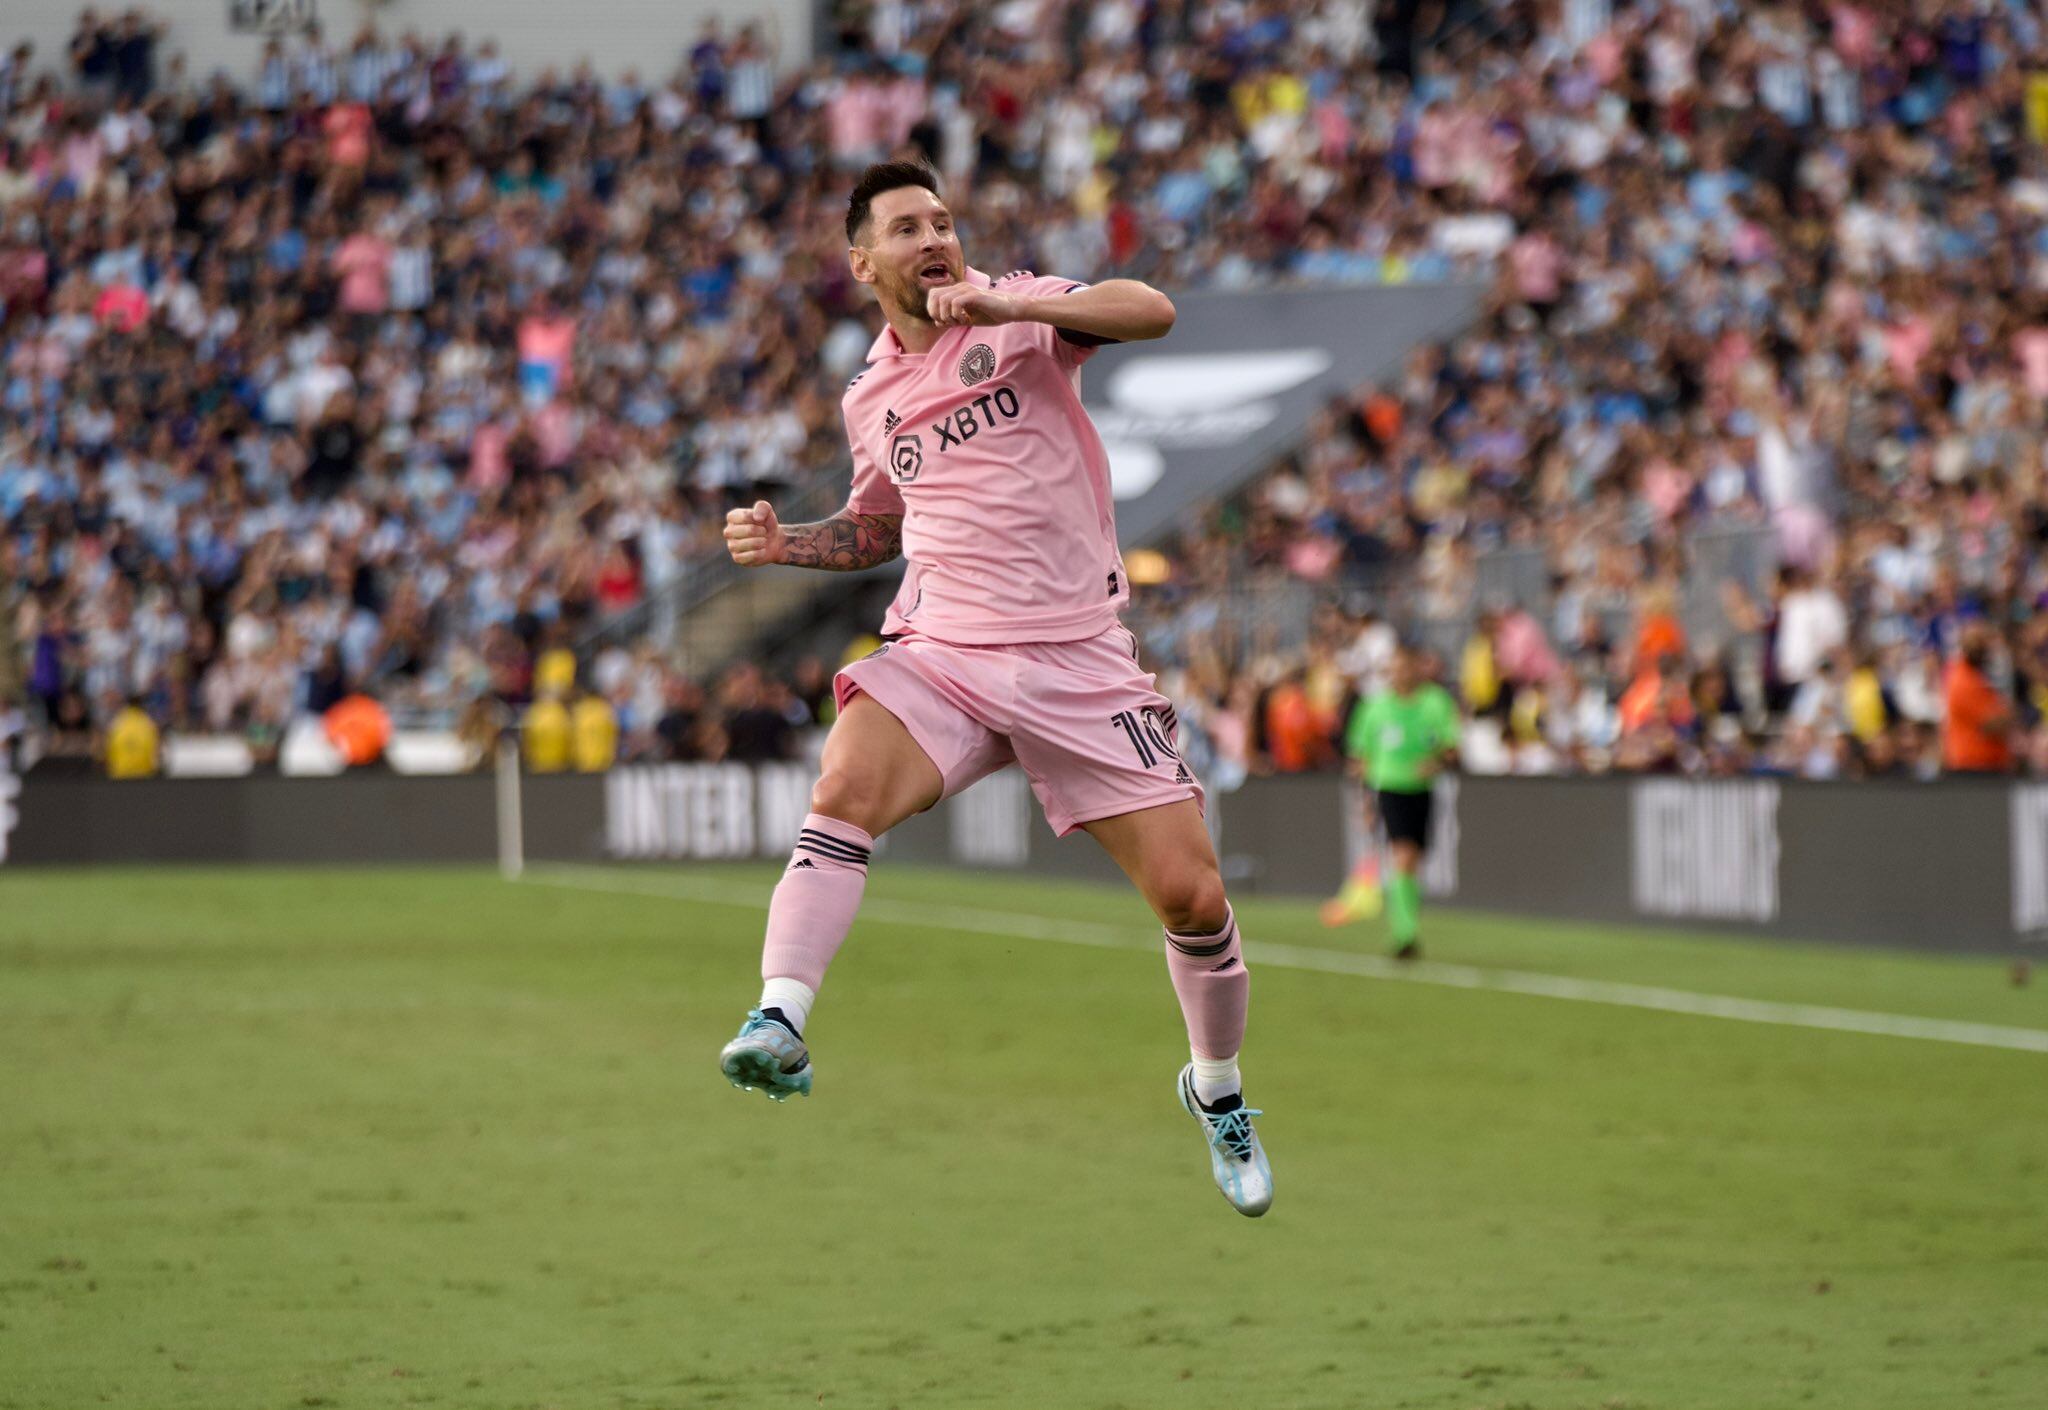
5, 1, 2048, 783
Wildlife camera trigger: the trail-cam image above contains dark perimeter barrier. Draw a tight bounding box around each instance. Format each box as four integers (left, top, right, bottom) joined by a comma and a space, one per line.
2, 763, 2038, 956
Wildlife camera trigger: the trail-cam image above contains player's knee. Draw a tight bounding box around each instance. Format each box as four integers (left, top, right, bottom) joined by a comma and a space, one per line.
809, 770, 886, 835
1157, 868, 1229, 935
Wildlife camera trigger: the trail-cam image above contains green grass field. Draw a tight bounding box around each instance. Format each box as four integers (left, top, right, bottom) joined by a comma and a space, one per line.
4, 864, 2046, 1410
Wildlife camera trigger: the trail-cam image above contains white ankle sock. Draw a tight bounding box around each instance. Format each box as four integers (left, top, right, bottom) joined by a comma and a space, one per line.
1190, 1050, 1241, 1104
758, 977, 816, 1035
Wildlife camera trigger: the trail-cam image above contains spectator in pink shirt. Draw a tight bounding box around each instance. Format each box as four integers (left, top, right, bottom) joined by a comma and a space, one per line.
2012, 326, 2048, 400
333, 227, 391, 317
517, 298, 577, 405
1508, 228, 1563, 322
1495, 607, 1562, 690
826, 73, 889, 166
60, 119, 103, 194
322, 101, 373, 168
467, 420, 511, 492
92, 279, 146, 331
1830, 3, 1878, 64
1886, 317, 1933, 380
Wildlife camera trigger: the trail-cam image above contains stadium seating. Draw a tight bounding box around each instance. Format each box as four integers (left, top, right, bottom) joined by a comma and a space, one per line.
4, 1, 2045, 782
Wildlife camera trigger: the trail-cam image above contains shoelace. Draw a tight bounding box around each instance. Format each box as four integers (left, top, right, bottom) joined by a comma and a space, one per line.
1203, 1105, 1264, 1163
740, 1011, 800, 1049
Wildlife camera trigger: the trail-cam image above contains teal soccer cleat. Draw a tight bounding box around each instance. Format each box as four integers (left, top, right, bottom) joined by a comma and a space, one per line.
719, 1010, 813, 1101
1178, 1064, 1273, 1217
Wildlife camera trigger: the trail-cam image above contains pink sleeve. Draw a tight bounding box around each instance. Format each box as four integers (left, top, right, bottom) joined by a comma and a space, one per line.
844, 402, 905, 517
1000, 272, 1105, 369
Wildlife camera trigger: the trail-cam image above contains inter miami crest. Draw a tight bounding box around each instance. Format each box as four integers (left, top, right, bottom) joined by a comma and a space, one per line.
957, 343, 996, 386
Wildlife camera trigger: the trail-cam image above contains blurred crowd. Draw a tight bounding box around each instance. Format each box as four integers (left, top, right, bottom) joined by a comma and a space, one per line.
1, 5, 848, 768
499, 642, 838, 770
0, 0, 1504, 771
1141, 585, 2029, 785
1123, 0, 2048, 781
10, 0, 2048, 783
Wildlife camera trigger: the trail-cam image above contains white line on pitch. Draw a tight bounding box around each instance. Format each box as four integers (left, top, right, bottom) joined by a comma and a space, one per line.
528, 866, 2048, 1056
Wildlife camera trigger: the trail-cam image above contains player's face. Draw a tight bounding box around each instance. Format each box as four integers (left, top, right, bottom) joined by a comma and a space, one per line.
851, 186, 964, 323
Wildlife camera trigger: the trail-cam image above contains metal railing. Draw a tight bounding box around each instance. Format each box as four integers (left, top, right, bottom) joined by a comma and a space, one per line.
1123, 517, 1781, 672
572, 473, 848, 662
1439, 0, 1519, 61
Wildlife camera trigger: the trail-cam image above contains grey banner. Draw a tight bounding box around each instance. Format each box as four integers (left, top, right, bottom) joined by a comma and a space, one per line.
7, 770, 601, 867
1082, 283, 1484, 547
1450, 776, 2022, 955
6, 767, 2038, 955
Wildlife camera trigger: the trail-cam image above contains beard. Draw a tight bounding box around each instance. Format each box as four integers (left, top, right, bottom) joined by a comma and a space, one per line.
876, 259, 958, 323
892, 279, 932, 322
877, 270, 933, 323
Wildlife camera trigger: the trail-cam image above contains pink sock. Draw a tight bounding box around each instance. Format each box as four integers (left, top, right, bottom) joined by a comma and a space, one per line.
760, 813, 874, 992
1164, 904, 1250, 1061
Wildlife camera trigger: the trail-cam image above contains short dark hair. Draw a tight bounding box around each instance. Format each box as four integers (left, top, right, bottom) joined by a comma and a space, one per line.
846, 160, 941, 245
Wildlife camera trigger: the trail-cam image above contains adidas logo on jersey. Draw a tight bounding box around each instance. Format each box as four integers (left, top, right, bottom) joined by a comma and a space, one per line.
790, 857, 818, 870
883, 408, 901, 435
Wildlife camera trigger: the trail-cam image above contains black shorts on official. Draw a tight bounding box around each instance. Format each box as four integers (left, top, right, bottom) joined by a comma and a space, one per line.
1377, 788, 1434, 849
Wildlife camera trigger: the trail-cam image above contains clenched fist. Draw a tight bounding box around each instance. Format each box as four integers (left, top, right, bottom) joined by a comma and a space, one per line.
926, 283, 1024, 328
723, 500, 786, 567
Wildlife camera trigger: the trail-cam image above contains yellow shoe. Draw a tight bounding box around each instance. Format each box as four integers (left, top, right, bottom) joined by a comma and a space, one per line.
1341, 876, 1384, 920
1319, 873, 1384, 927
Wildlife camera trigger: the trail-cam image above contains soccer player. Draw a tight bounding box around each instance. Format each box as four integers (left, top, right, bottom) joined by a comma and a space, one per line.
1342, 645, 1459, 959
716, 161, 1271, 1216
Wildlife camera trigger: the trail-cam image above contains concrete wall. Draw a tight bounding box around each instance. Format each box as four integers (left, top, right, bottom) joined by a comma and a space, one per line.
2, 0, 812, 87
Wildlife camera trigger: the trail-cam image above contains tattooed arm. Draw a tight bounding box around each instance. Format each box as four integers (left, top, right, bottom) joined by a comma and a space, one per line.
723, 499, 903, 571
778, 510, 903, 570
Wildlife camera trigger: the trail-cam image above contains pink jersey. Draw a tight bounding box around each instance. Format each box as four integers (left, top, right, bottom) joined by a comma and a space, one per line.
840, 269, 1130, 646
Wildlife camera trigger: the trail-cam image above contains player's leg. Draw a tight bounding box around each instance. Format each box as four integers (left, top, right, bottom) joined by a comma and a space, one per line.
1379, 788, 1432, 959
720, 695, 943, 1099
1385, 839, 1422, 956
1083, 799, 1240, 1080
759, 693, 945, 1014
1084, 799, 1270, 1217
1006, 626, 1270, 1213
723, 639, 1012, 1101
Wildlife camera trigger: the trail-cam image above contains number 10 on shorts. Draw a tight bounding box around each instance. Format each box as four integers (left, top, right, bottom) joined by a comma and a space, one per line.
1110, 708, 1180, 768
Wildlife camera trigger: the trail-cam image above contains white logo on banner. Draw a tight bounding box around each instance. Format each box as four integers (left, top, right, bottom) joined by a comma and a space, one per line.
0, 764, 17, 864
605, 763, 823, 859
948, 770, 1029, 867
1089, 349, 1333, 500
606, 764, 753, 859
2008, 787, 2048, 936
1631, 780, 1780, 921
753, 764, 813, 857
1421, 776, 1458, 897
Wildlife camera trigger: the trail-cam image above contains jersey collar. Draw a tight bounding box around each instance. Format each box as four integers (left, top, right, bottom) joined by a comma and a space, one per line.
864, 267, 993, 363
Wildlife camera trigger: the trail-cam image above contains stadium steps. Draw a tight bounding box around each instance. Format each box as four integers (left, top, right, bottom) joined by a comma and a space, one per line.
579, 477, 898, 676
671, 564, 888, 674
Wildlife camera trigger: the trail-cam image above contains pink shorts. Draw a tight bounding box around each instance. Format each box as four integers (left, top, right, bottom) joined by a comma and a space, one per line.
834, 624, 1205, 837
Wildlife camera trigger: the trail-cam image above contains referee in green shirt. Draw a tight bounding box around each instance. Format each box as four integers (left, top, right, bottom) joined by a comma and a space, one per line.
1343, 645, 1460, 959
